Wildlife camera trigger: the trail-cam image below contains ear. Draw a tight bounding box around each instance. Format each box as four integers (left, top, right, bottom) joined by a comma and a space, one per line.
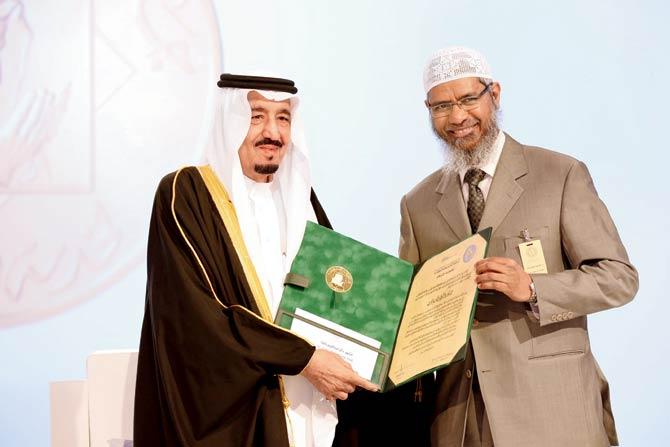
490, 82, 501, 107
424, 98, 430, 108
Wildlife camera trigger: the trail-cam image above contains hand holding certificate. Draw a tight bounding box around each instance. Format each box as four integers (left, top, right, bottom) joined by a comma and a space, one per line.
275, 222, 490, 390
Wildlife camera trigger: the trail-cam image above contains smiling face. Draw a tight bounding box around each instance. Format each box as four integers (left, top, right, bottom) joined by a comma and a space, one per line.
426, 77, 500, 152
238, 90, 292, 182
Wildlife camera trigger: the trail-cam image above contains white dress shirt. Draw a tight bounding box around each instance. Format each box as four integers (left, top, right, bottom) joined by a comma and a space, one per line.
457, 130, 505, 202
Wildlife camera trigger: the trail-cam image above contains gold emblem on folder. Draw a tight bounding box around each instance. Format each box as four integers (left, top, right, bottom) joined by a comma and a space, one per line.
325, 266, 353, 293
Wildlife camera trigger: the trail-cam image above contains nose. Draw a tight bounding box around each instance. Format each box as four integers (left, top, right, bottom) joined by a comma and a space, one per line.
262, 117, 281, 141
448, 104, 468, 125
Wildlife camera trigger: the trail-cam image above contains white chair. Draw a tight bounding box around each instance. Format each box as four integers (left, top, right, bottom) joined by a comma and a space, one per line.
51, 350, 138, 447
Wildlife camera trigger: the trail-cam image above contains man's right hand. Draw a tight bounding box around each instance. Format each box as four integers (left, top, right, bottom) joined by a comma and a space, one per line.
300, 349, 379, 400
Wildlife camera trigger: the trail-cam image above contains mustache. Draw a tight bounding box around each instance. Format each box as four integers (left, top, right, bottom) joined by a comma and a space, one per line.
447, 119, 479, 131
255, 138, 283, 148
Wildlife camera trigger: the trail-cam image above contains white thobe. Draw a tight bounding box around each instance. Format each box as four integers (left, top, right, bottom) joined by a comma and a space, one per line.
244, 178, 337, 447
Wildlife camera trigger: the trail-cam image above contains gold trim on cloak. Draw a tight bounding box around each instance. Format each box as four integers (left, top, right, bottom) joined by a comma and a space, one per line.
196, 165, 274, 319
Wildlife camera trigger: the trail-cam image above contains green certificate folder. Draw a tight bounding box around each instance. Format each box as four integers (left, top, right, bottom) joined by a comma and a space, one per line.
275, 221, 490, 391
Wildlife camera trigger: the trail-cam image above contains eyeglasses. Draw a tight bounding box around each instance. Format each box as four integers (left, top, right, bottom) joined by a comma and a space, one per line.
427, 83, 493, 118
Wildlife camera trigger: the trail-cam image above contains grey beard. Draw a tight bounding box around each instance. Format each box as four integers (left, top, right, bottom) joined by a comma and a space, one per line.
433, 111, 502, 175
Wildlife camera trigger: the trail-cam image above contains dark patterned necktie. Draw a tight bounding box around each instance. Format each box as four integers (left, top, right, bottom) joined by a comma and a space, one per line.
464, 168, 487, 234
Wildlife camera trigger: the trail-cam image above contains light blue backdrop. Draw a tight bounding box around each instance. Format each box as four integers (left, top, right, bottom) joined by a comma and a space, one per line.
1, 0, 668, 445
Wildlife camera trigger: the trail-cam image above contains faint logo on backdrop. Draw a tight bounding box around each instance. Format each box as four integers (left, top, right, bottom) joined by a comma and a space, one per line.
0, 0, 222, 326
0, 1, 72, 191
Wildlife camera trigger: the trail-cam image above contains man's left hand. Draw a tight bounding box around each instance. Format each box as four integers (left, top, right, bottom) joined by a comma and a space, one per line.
475, 257, 532, 302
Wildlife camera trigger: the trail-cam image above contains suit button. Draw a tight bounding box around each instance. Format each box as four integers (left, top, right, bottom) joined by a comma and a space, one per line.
567, 311, 574, 318
472, 319, 479, 327
551, 314, 557, 322
556, 314, 563, 321
562, 312, 569, 319
466, 369, 472, 379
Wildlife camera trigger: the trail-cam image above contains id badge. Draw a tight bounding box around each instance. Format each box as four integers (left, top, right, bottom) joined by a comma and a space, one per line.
518, 240, 548, 274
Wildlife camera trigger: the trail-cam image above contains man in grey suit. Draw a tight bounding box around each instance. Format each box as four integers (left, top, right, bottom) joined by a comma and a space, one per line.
399, 46, 638, 446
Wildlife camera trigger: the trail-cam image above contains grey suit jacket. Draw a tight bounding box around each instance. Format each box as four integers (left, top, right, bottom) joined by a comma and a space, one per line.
399, 134, 638, 447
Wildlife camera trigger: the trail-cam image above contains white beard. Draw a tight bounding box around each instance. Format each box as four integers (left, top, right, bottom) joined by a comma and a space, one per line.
434, 111, 502, 175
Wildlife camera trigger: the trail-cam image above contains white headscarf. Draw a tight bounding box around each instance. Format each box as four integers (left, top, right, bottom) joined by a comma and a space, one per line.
204, 86, 317, 310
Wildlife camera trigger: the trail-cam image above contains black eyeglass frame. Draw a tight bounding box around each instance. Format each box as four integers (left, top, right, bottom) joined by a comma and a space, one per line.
427, 82, 494, 118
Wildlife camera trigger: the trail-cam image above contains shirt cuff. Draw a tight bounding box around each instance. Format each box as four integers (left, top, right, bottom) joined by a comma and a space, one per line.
529, 301, 540, 319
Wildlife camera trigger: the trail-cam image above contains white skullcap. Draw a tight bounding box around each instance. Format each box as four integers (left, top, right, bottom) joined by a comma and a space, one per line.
423, 46, 493, 93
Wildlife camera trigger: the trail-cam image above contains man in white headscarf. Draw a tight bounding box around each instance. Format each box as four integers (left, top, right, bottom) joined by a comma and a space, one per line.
134, 73, 377, 447
399, 47, 638, 446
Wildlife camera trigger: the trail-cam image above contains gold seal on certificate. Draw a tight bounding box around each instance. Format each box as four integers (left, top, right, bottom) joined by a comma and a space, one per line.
325, 266, 353, 293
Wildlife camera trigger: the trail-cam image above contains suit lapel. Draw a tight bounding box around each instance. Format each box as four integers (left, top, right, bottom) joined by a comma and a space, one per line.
478, 134, 528, 233
435, 170, 471, 240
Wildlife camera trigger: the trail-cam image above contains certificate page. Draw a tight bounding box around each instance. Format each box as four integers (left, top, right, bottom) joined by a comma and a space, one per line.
290, 308, 382, 380
388, 233, 487, 385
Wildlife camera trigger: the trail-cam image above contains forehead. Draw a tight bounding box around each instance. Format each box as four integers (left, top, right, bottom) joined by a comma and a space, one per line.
426, 77, 483, 103
247, 90, 291, 110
